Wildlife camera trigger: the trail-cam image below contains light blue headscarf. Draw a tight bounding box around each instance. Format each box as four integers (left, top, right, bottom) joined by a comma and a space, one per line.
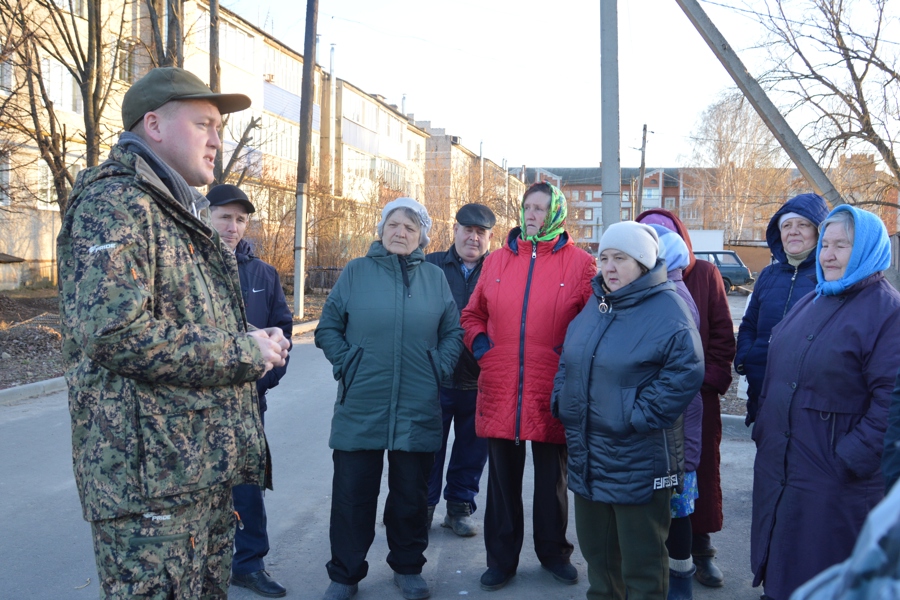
648, 223, 691, 271
815, 205, 891, 297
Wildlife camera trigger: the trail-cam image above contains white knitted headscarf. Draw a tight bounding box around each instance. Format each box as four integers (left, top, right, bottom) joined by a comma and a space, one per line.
377, 197, 433, 249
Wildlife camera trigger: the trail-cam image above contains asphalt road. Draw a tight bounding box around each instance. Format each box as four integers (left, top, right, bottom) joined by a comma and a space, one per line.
0, 330, 760, 600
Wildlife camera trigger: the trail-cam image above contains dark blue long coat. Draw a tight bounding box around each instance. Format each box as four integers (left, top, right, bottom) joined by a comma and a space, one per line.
750, 273, 900, 600
736, 194, 829, 423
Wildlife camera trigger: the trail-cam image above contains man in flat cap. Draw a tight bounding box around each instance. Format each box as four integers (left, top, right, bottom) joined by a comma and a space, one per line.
425, 203, 496, 537
57, 67, 289, 599
207, 184, 292, 598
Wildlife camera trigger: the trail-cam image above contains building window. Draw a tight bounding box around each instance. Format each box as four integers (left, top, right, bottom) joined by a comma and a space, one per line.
0, 152, 9, 206
37, 163, 56, 209
114, 39, 136, 83
572, 207, 593, 221
665, 197, 676, 209
570, 190, 579, 201
0, 60, 12, 95
41, 58, 82, 115
54, 0, 86, 18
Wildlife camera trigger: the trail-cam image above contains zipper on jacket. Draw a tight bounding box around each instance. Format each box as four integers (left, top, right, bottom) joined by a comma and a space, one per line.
781, 266, 799, 318
514, 241, 539, 445
662, 427, 673, 478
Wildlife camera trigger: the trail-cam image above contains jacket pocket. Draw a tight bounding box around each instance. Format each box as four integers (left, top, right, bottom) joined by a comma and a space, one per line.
339, 344, 364, 404
426, 348, 442, 394
135, 386, 231, 498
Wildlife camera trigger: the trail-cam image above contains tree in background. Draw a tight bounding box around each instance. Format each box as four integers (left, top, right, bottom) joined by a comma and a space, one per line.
686, 91, 795, 241
0, 0, 133, 212
754, 0, 899, 207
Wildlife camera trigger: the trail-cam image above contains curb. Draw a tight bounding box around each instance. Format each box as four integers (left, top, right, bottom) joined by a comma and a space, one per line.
0, 324, 320, 406
292, 320, 318, 336
722, 413, 752, 440
0, 376, 67, 405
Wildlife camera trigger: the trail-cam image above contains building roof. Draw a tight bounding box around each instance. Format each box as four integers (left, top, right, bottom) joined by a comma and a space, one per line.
544, 167, 681, 187
0, 252, 24, 263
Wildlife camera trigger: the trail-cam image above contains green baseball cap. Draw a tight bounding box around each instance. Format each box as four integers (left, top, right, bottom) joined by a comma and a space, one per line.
121, 67, 251, 131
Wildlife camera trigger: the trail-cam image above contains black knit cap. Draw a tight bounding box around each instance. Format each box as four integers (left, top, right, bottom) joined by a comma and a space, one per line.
455, 203, 496, 229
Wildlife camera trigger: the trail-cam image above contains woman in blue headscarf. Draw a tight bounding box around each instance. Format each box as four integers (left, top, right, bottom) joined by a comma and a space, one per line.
750, 205, 900, 600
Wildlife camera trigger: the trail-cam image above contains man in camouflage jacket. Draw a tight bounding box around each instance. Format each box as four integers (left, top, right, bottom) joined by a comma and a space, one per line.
57, 67, 288, 599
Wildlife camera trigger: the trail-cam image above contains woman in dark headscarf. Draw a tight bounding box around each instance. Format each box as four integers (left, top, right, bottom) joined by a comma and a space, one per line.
736, 193, 829, 425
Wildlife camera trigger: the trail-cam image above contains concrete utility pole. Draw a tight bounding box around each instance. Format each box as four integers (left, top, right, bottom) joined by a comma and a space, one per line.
600, 0, 622, 232
635, 124, 648, 218
674, 0, 842, 206
293, 0, 318, 319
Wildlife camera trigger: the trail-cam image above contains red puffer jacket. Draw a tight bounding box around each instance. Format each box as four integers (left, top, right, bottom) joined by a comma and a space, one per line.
461, 228, 595, 444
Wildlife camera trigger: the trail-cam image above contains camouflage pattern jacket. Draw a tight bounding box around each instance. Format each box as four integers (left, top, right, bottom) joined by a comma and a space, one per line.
58, 144, 268, 522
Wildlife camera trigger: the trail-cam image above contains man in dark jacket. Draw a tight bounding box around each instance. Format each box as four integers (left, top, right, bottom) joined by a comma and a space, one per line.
425, 204, 495, 537
208, 184, 293, 598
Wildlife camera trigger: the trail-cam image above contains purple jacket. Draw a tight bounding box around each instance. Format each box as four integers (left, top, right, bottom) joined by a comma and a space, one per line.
670, 269, 703, 472
750, 273, 900, 600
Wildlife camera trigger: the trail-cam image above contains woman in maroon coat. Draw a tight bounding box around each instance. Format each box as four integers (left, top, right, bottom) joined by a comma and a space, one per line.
637, 209, 736, 587
751, 206, 900, 600
461, 182, 595, 592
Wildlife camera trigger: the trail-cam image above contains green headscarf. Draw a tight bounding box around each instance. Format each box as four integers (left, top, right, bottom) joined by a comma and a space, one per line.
520, 182, 568, 242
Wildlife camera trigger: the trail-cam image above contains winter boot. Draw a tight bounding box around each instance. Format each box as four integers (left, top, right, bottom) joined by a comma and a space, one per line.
321, 581, 358, 600
668, 566, 696, 600
393, 573, 430, 600
692, 549, 724, 588
442, 501, 477, 537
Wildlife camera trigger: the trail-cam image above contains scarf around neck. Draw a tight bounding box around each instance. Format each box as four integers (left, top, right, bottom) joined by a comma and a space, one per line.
118, 131, 208, 217
520, 183, 568, 242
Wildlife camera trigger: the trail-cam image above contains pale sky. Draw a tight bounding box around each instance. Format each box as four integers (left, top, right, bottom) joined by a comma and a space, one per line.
221, 0, 771, 170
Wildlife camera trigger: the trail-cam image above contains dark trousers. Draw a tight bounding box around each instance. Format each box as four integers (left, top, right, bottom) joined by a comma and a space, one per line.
232, 484, 269, 575
232, 402, 269, 575
484, 438, 573, 572
327, 449, 433, 585
427, 388, 489, 509
575, 489, 672, 600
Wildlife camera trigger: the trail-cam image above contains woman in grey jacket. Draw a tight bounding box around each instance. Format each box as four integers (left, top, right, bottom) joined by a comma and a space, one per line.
315, 197, 464, 600
552, 222, 704, 600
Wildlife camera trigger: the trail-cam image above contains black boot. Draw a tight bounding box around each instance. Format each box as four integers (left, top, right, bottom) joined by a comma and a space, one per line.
692, 551, 724, 588
668, 566, 695, 600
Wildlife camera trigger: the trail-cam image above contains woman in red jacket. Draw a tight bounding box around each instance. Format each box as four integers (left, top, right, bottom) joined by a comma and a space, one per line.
460, 182, 596, 592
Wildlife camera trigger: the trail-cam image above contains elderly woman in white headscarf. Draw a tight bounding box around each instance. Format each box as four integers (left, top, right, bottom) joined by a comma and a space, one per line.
315, 197, 464, 600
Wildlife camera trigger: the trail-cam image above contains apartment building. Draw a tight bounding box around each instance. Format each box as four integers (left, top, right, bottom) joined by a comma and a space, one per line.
0, 0, 526, 286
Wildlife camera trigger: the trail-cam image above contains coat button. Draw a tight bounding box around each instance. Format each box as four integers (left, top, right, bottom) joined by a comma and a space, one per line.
784, 431, 790, 438
791, 382, 797, 389
807, 335, 814, 341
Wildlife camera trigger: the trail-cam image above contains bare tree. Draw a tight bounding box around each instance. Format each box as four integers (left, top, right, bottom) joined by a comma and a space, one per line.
687, 91, 795, 241
143, 0, 183, 67
754, 0, 899, 203
0, 0, 135, 214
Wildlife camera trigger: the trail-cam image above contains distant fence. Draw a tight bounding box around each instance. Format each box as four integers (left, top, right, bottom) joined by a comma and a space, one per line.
307, 267, 343, 291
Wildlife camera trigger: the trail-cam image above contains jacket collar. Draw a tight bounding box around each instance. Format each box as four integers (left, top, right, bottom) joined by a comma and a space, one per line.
367, 240, 426, 265
594, 258, 674, 310
505, 226, 570, 255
